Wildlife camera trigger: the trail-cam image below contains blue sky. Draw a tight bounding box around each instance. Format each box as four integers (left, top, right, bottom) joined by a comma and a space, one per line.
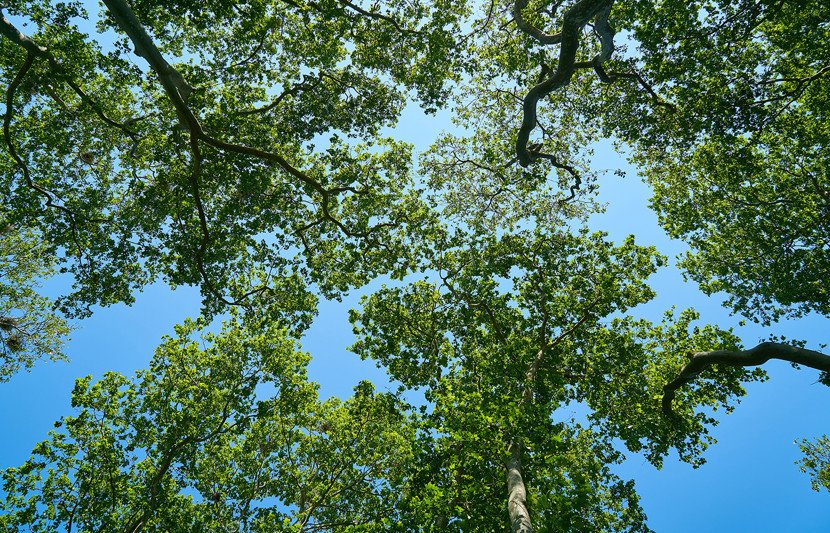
2, 7, 829, 531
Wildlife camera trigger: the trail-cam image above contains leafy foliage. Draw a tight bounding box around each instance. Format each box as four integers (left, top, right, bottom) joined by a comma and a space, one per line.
1, 0, 829, 531
350, 229, 761, 528
596, 0, 829, 322
798, 435, 830, 494
0, 0, 465, 318
0, 221, 73, 381
0, 315, 418, 531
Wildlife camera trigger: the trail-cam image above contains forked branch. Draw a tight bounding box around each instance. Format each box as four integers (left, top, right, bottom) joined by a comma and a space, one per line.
513, 0, 563, 45
662, 342, 830, 415
515, 0, 615, 167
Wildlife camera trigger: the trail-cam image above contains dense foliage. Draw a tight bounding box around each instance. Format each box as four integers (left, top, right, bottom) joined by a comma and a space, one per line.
1, 0, 828, 531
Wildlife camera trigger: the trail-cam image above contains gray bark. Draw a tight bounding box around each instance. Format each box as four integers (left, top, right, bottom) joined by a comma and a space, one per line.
101, 0, 193, 105
515, 0, 615, 167
662, 341, 830, 414
506, 440, 533, 533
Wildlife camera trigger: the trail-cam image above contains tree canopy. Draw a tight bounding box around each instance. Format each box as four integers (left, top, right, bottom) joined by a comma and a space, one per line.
0, 221, 74, 381
1, 0, 828, 531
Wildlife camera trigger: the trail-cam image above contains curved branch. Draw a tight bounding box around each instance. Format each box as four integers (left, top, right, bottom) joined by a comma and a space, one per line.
238, 73, 324, 116
101, 0, 395, 308
1, 10, 140, 138
283, 0, 423, 35
527, 148, 582, 202
2, 49, 105, 270
516, 0, 614, 167
337, 0, 423, 35
606, 70, 676, 112
101, 0, 192, 106
513, 0, 563, 45
590, 3, 615, 81
101, 0, 362, 200
0, 10, 48, 55
662, 342, 830, 415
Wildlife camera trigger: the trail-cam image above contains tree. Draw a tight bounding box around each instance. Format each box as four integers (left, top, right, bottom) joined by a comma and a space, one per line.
1, 0, 463, 317
0, 314, 418, 531
1, 0, 829, 531
500, 0, 830, 323
0, 220, 73, 381
0, 229, 768, 532
349, 228, 756, 531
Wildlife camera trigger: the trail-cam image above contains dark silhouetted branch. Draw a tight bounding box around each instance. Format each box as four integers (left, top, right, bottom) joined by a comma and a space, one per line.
515, 0, 614, 167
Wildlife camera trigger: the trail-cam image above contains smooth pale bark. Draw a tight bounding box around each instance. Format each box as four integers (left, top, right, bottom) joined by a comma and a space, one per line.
662, 342, 830, 414
101, 0, 193, 106
507, 440, 534, 533
503, 301, 597, 531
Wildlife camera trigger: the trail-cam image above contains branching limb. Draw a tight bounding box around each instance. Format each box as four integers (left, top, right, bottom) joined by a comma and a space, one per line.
0, 10, 48, 55
527, 147, 582, 202
101, 0, 193, 119
526, 295, 600, 382
101, 0, 405, 308
238, 73, 325, 116
662, 342, 830, 415
337, 0, 422, 34
513, 0, 563, 45
1, 10, 141, 137
282, 0, 423, 35
102, 0, 367, 200
606, 70, 677, 112
516, 0, 614, 167
570, 57, 676, 112
2, 50, 96, 266
753, 64, 830, 106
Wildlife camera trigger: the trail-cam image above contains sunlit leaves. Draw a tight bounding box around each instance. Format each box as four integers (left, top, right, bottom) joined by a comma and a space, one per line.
797, 435, 830, 493
0, 314, 420, 531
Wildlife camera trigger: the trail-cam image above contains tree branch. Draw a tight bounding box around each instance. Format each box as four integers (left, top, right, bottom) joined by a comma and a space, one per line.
101, 0, 192, 107
662, 342, 830, 415
100, 0, 403, 309
238, 73, 324, 116
527, 148, 582, 202
516, 0, 615, 167
0, 10, 48, 55
513, 0, 563, 45
1, 10, 140, 138
606, 70, 677, 112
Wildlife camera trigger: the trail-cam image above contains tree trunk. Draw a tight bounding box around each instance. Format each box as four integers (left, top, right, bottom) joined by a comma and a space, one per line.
506, 440, 533, 533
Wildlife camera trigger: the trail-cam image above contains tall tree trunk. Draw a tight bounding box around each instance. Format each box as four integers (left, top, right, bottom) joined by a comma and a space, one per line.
506, 440, 533, 533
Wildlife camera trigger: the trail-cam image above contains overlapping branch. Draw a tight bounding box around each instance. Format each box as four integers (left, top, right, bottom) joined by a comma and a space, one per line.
515, 0, 614, 167
99, 0, 404, 307
513, 0, 674, 197
512, 0, 563, 45
662, 342, 830, 415
0, 10, 141, 138
527, 147, 583, 202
